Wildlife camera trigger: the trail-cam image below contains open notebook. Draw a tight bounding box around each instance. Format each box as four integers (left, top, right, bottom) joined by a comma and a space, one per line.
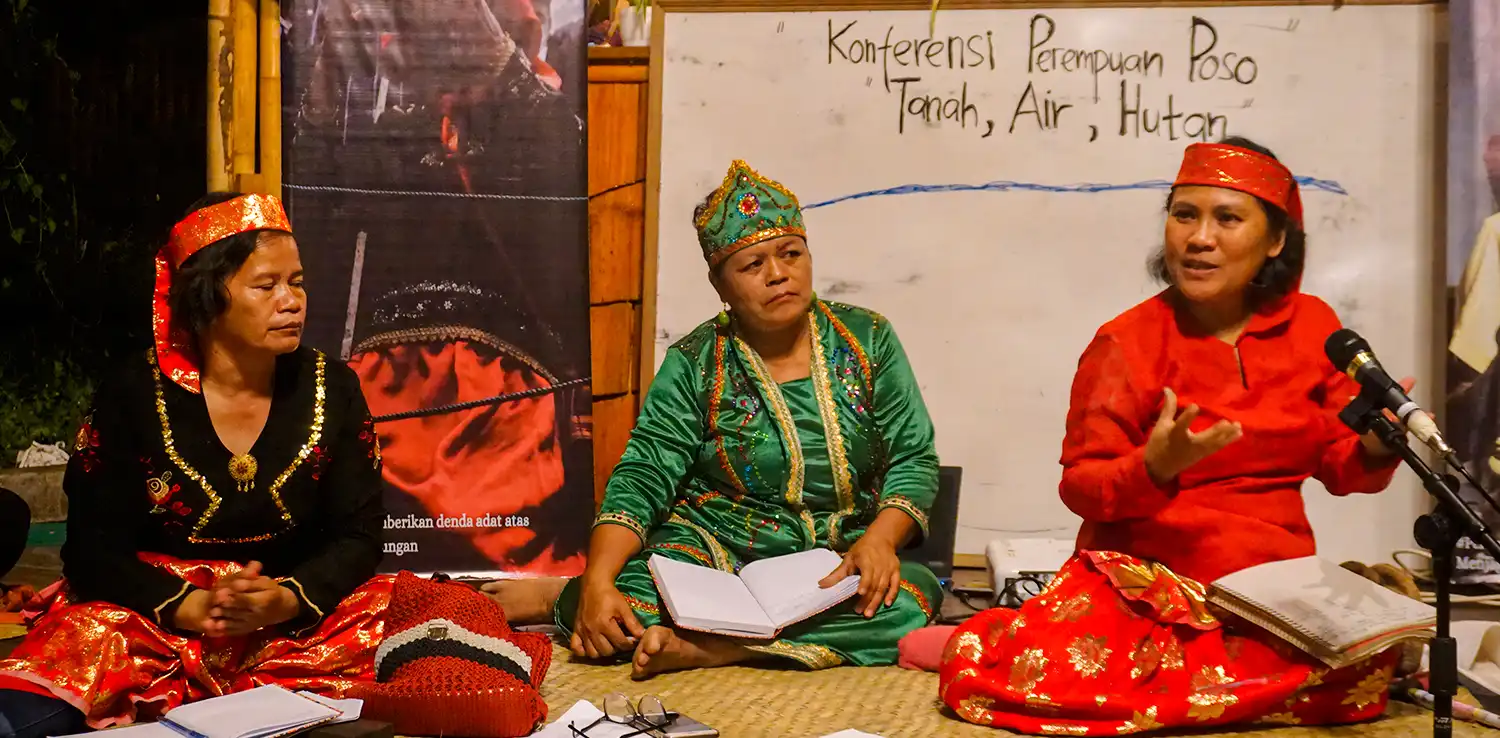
648, 548, 860, 638
1209, 556, 1436, 670
53, 685, 360, 738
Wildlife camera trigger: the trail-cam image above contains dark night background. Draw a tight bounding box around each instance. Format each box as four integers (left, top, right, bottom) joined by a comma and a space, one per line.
1, 0, 205, 461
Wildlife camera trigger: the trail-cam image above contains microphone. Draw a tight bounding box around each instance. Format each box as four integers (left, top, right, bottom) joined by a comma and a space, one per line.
1324, 328, 1451, 457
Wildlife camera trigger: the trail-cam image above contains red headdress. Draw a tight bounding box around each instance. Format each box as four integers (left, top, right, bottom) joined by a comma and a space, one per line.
153, 193, 293, 393
1173, 142, 1303, 227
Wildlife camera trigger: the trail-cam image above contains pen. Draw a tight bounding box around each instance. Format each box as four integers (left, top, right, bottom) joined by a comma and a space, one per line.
1402, 686, 1500, 730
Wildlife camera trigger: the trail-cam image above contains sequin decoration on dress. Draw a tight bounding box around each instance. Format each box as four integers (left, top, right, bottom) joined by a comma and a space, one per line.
938, 551, 1399, 735
0, 556, 392, 730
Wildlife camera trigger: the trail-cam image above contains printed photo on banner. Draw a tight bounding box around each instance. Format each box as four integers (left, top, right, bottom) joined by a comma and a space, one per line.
1447, 0, 1500, 584
278, 0, 593, 577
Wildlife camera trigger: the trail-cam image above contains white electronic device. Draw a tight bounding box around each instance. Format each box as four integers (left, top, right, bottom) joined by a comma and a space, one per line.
986, 537, 1075, 607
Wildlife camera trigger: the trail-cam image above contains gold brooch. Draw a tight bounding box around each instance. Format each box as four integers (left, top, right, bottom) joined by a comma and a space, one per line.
228, 453, 258, 493
146, 470, 174, 505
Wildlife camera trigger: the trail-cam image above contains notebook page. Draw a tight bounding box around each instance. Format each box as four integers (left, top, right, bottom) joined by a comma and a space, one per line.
297, 692, 361, 725
1212, 556, 1434, 650
49, 723, 178, 738
164, 684, 338, 738
650, 555, 775, 632
739, 549, 860, 628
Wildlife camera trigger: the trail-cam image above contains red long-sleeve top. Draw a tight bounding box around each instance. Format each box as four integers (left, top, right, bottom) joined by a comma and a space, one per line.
1061, 291, 1401, 584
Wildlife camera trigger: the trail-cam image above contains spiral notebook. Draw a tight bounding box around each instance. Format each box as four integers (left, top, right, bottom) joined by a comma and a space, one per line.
1208, 556, 1436, 669
53, 685, 359, 738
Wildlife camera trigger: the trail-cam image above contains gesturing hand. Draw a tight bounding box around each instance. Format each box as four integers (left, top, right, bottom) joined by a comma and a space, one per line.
1143, 387, 1243, 484
819, 534, 901, 619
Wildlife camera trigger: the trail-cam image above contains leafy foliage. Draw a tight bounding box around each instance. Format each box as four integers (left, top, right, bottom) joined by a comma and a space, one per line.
0, 0, 154, 464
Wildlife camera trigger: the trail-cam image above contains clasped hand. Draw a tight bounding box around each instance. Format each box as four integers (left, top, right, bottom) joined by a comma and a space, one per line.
818, 533, 901, 619
173, 561, 300, 637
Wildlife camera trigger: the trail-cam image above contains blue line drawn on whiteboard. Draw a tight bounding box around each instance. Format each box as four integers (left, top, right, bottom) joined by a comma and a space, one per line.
804, 176, 1346, 210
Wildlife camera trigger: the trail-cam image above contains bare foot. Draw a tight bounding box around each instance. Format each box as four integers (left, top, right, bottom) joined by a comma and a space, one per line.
630, 625, 753, 680
479, 577, 566, 625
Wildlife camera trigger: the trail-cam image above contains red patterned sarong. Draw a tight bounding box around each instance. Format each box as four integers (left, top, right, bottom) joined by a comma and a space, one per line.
939, 551, 1399, 735
0, 555, 391, 729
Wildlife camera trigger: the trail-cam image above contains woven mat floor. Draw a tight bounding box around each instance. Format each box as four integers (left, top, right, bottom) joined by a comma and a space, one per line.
538, 644, 1498, 738
4, 637, 1495, 736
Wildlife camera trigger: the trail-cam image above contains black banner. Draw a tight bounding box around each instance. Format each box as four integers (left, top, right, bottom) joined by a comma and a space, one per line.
280, 0, 592, 577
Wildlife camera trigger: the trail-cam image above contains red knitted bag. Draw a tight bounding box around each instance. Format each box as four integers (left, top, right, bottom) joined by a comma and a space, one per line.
351, 571, 552, 737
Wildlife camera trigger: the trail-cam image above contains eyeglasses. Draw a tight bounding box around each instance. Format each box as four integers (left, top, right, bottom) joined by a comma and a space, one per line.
569, 693, 679, 737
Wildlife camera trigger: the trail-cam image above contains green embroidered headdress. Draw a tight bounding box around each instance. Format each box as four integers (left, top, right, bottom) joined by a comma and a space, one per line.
695, 160, 806, 267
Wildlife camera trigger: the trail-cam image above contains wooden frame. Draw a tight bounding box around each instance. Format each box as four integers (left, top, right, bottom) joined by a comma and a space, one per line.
588, 46, 652, 501
639, 8, 668, 397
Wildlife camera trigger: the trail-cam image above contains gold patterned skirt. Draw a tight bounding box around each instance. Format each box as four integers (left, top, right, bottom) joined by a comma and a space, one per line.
0, 555, 391, 729
939, 551, 1399, 735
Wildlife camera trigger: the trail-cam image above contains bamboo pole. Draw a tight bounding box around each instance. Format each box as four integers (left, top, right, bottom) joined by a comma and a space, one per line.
231, 0, 258, 178
207, 0, 232, 191
258, 0, 282, 197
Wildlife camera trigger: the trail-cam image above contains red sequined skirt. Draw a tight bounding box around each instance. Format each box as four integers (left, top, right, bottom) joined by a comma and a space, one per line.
939, 551, 1400, 735
0, 555, 392, 729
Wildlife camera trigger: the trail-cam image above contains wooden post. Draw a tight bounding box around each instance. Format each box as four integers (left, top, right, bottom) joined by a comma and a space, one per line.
258, 0, 282, 196
231, 0, 259, 179
207, 0, 232, 191
638, 7, 666, 399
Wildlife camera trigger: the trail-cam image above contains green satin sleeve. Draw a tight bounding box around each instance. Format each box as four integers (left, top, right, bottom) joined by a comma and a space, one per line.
594, 348, 705, 544
871, 321, 939, 538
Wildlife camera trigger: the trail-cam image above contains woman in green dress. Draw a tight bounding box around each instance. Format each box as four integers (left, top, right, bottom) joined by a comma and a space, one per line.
489, 160, 942, 679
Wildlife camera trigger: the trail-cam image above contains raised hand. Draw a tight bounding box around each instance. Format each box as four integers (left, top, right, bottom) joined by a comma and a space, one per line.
1143, 387, 1243, 484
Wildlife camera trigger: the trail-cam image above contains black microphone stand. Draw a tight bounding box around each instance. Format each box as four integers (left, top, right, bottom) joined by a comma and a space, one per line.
1340, 385, 1500, 738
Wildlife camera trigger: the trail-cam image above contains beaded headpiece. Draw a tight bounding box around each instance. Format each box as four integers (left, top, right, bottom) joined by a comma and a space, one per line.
153, 193, 295, 393
694, 160, 806, 267
1174, 142, 1303, 227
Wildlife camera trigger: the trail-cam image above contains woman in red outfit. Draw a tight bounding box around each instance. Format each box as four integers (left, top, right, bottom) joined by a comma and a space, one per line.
0, 193, 389, 738
939, 137, 1412, 735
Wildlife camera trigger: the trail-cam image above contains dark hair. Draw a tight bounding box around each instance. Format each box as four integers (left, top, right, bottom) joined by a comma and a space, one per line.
694, 190, 723, 279
692, 192, 713, 227
1149, 135, 1306, 310
167, 192, 273, 335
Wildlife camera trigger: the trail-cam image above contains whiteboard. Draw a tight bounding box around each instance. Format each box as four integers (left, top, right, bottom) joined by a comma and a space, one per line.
651, 4, 1440, 565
